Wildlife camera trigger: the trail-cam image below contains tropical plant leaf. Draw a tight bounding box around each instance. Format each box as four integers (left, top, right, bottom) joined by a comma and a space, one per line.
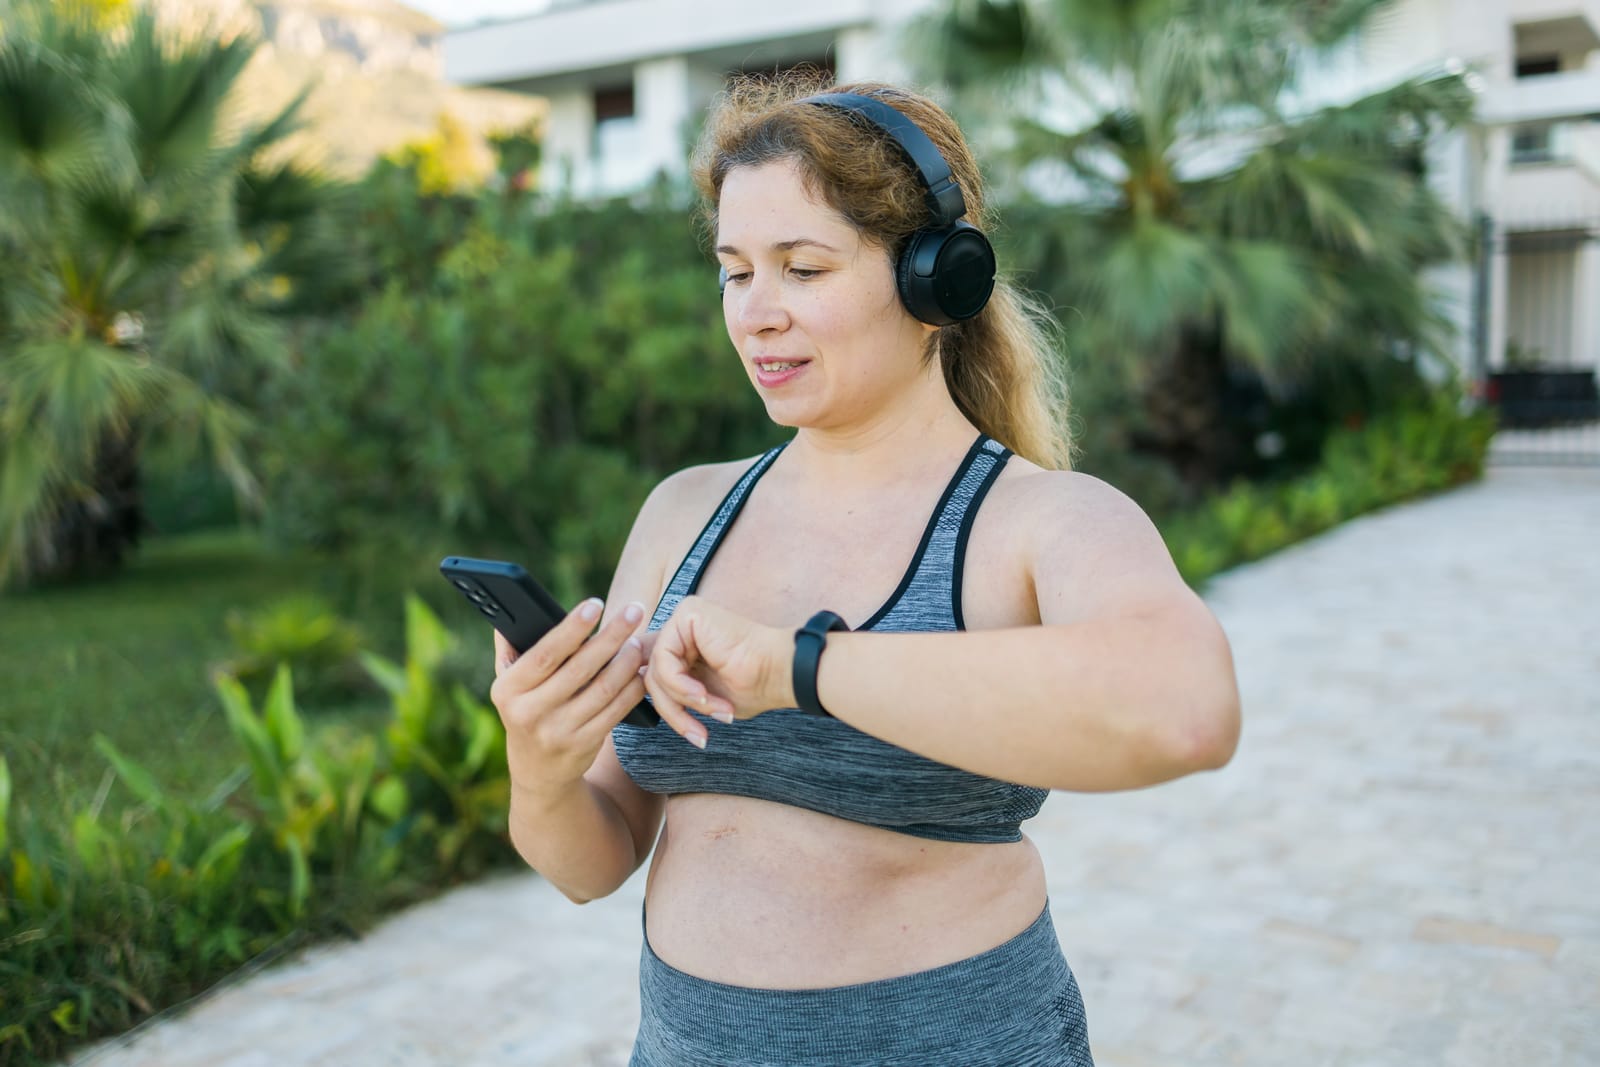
261, 664, 305, 766
91, 734, 169, 811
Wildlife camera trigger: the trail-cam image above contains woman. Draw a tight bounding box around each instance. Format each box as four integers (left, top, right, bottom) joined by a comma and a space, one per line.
490, 76, 1241, 1066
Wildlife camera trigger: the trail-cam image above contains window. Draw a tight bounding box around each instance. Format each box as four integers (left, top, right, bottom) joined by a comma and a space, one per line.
1515, 55, 1561, 78
592, 83, 647, 193
594, 85, 635, 124
592, 83, 637, 164
1510, 122, 1568, 164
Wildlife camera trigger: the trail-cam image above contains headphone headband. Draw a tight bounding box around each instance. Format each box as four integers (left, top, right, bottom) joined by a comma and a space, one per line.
799, 93, 967, 227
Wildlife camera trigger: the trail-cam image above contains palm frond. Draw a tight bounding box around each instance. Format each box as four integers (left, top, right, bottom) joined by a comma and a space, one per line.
146, 368, 262, 509
0, 34, 122, 187
0, 428, 65, 588
1081, 215, 1218, 344
3, 337, 160, 468
109, 9, 254, 181
1208, 240, 1319, 374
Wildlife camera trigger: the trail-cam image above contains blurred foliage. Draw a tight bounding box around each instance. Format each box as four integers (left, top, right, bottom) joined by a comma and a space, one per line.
489, 121, 543, 194
46, 0, 131, 29
1167, 386, 1497, 585
220, 594, 372, 706
916, 0, 1477, 498
0, 0, 360, 590
0, 598, 518, 1065
257, 175, 774, 606
386, 111, 490, 197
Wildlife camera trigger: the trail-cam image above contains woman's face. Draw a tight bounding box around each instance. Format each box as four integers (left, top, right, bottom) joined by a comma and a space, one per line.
715, 158, 936, 431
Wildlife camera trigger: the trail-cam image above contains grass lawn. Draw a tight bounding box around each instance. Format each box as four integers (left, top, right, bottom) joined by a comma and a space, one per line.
0, 528, 407, 817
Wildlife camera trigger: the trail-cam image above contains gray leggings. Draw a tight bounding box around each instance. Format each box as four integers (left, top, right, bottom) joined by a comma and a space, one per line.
629, 902, 1094, 1066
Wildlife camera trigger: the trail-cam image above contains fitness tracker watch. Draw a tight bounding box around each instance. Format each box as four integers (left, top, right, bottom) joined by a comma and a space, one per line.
793, 610, 849, 717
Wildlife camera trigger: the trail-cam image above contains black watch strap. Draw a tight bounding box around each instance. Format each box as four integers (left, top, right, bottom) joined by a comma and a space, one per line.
793, 610, 849, 717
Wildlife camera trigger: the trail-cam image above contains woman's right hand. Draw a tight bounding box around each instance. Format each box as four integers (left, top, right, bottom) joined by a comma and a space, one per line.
489, 598, 649, 799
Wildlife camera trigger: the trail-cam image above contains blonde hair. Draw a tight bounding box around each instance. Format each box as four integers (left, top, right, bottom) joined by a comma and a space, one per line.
690, 72, 1075, 470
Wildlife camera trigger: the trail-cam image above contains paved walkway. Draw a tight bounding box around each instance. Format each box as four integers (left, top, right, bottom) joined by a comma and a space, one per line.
70, 465, 1600, 1067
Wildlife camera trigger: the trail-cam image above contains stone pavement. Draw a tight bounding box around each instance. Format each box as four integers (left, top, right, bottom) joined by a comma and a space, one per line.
69, 465, 1600, 1067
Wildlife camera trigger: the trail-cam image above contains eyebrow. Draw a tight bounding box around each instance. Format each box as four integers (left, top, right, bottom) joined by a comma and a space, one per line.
715, 238, 845, 256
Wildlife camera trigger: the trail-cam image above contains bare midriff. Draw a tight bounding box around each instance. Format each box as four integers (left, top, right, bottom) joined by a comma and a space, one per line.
641, 791, 1047, 989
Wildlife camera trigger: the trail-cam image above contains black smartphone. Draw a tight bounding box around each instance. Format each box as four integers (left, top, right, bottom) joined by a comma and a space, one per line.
439, 556, 660, 728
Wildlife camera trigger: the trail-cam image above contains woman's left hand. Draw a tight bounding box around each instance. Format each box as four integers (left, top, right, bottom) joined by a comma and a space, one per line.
642, 596, 796, 741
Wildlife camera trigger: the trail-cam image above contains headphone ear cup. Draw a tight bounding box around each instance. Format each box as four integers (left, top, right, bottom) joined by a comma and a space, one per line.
895, 232, 929, 322
897, 223, 997, 326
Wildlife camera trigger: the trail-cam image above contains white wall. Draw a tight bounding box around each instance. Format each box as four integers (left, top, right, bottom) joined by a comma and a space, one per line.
445, 0, 875, 86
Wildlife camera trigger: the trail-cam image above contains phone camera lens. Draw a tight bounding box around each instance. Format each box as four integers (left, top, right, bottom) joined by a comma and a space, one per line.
453, 579, 473, 592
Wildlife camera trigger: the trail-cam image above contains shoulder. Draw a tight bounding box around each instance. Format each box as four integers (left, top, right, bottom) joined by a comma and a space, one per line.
989, 463, 1160, 545
606, 452, 769, 615
630, 451, 769, 564
987, 462, 1199, 626
639, 453, 763, 533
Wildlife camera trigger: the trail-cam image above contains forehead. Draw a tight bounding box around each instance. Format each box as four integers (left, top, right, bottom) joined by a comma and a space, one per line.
715, 160, 858, 248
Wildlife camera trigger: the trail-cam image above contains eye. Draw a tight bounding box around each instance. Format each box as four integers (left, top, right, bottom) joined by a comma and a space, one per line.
789, 268, 823, 280
725, 271, 752, 286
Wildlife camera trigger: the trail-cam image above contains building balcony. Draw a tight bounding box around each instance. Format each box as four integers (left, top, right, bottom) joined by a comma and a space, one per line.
1509, 0, 1600, 39
444, 0, 876, 91
1480, 66, 1600, 124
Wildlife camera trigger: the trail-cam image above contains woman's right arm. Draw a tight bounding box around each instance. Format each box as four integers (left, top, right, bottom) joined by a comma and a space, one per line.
492, 469, 704, 904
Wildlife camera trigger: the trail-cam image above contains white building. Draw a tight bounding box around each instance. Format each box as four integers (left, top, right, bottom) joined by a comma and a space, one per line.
443, 0, 1600, 385
443, 0, 929, 196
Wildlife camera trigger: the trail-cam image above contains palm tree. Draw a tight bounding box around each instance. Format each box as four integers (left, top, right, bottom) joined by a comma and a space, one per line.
913, 0, 1475, 494
0, 1, 351, 587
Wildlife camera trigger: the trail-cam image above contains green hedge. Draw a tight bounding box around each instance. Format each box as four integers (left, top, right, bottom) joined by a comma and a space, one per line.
258, 188, 775, 607
1165, 390, 1497, 587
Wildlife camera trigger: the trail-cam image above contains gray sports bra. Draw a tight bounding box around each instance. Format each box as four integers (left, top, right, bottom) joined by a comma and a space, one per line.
611, 433, 1049, 844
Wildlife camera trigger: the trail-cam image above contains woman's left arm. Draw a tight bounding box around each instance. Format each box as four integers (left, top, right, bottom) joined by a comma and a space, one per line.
812, 471, 1241, 792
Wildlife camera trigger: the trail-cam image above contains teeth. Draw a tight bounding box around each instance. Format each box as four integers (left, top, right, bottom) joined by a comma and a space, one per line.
759, 362, 802, 371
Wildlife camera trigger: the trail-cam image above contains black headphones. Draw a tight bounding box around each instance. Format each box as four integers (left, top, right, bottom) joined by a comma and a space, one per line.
717, 92, 997, 326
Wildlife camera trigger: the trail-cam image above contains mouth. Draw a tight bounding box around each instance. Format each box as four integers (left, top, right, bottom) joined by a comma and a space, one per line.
751, 358, 810, 388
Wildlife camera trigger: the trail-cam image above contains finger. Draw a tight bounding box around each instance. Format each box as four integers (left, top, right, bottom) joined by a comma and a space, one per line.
576, 646, 653, 742
642, 656, 707, 749
502, 596, 605, 689
569, 634, 646, 725
653, 615, 715, 711
547, 601, 649, 709
493, 630, 515, 677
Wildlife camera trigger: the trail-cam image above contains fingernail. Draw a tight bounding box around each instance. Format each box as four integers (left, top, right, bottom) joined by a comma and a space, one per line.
580, 598, 602, 621
687, 731, 707, 750
624, 601, 644, 624
637, 665, 648, 677
711, 709, 734, 725
626, 636, 642, 651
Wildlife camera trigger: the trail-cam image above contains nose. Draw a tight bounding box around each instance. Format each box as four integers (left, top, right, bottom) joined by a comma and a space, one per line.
733, 269, 789, 335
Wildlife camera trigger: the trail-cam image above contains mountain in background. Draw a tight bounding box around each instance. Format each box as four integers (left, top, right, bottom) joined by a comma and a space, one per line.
147, 0, 542, 178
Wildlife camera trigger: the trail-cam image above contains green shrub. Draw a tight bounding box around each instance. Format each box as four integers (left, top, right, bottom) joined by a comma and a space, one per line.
359, 597, 510, 876
0, 600, 516, 1064
1167, 390, 1496, 587
219, 595, 370, 705
257, 189, 775, 606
